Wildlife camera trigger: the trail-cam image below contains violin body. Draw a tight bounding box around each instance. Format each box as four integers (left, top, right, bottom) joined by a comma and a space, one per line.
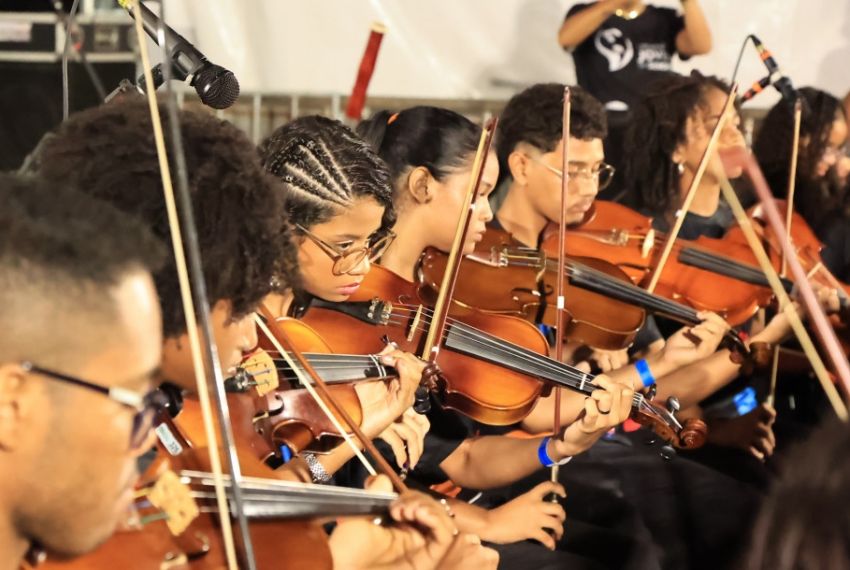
39, 397, 333, 570
303, 264, 550, 426
419, 228, 645, 350
554, 200, 775, 325
257, 318, 365, 454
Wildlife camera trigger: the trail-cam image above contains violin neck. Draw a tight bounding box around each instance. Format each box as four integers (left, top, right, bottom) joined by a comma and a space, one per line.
275, 353, 397, 386
677, 246, 795, 293
563, 260, 702, 325
182, 470, 397, 519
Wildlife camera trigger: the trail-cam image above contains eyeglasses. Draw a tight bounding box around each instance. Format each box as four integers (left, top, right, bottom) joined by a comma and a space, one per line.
532, 157, 616, 191
21, 361, 165, 451
295, 224, 396, 276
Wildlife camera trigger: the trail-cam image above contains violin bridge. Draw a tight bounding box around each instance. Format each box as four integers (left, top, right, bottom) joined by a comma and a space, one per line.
408, 305, 424, 343
641, 229, 655, 259
147, 471, 199, 536
240, 350, 278, 395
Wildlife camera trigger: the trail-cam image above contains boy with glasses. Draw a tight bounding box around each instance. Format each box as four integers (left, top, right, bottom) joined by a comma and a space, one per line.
0, 173, 164, 568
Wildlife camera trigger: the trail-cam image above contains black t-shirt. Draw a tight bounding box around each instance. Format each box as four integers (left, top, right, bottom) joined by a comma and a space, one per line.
646, 200, 735, 240
815, 213, 850, 284
566, 3, 685, 108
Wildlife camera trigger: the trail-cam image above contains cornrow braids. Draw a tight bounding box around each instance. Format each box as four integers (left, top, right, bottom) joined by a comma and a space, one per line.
260, 116, 395, 234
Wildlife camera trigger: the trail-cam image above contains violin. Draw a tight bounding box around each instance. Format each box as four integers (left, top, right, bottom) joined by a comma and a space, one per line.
420, 226, 753, 360
735, 199, 850, 311
552, 200, 795, 326
302, 264, 707, 449
420, 228, 645, 350
237, 317, 398, 455
37, 393, 342, 569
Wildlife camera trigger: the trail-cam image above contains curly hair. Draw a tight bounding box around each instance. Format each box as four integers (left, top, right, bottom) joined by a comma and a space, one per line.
495, 83, 607, 179
260, 115, 395, 236
753, 87, 849, 226
357, 106, 481, 197
0, 172, 164, 366
27, 99, 297, 338
622, 73, 735, 219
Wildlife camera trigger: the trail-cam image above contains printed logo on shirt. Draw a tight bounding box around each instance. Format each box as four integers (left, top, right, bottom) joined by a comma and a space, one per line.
594, 28, 634, 72
637, 43, 673, 71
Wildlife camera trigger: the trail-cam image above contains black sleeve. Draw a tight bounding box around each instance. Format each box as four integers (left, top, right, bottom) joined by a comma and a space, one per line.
409, 397, 476, 485
629, 315, 664, 355
819, 217, 850, 283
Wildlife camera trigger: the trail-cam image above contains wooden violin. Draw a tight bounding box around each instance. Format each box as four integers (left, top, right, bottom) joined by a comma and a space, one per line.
301, 264, 707, 449
552, 200, 795, 325
420, 227, 645, 350
232, 317, 398, 455
419, 226, 753, 362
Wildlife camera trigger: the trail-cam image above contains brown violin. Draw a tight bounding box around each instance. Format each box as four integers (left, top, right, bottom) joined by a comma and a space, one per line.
302, 264, 707, 449
551, 200, 796, 325
232, 317, 397, 455
420, 226, 752, 361
420, 227, 645, 350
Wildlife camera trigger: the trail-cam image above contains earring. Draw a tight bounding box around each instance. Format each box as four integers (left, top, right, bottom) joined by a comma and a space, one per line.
675, 162, 685, 174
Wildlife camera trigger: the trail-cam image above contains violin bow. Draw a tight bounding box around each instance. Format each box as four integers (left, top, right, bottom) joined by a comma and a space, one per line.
550, 87, 571, 493
717, 150, 849, 420
125, 1, 253, 567
782, 97, 803, 277
420, 119, 498, 360
768, 96, 803, 406
345, 22, 386, 122
646, 84, 739, 293
256, 305, 409, 492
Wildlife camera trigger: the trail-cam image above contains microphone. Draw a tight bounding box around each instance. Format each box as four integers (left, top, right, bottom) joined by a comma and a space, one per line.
742, 35, 798, 103
122, 0, 240, 109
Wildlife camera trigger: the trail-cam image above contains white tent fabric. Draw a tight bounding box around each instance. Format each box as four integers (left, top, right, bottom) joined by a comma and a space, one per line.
158, 0, 850, 107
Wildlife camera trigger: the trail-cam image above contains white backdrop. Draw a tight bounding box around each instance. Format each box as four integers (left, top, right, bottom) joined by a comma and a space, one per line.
158, 0, 850, 108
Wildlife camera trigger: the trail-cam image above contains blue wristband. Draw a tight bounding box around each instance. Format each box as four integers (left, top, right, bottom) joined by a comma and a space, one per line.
537, 436, 572, 467
635, 359, 655, 388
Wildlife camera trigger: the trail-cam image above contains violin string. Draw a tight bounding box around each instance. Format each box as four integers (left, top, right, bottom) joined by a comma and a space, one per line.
380, 305, 602, 395
500, 248, 704, 323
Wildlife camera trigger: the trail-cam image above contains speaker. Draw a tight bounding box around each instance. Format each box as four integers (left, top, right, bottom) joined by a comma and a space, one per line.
0, 9, 135, 170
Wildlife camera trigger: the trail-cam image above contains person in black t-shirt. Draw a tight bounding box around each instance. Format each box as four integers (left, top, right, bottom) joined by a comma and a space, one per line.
558, 0, 711, 200
559, 0, 711, 110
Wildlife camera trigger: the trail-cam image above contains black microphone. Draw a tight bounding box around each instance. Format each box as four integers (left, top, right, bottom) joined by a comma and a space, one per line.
123, 0, 240, 109
744, 34, 798, 103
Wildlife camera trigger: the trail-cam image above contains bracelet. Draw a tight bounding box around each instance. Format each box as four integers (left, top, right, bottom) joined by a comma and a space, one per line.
537, 436, 572, 468
302, 452, 332, 484
635, 359, 656, 388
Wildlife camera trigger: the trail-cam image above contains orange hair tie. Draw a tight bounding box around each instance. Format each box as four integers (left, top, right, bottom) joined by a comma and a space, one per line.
387, 112, 400, 125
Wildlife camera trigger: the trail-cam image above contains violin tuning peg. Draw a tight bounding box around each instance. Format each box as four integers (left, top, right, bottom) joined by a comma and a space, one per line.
413, 386, 431, 414
645, 384, 658, 401
660, 444, 676, 460
666, 396, 681, 413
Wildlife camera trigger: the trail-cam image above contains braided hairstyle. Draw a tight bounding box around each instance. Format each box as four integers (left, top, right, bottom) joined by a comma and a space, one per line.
260, 115, 395, 236
624, 72, 732, 217
356, 106, 481, 202
753, 87, 849, 226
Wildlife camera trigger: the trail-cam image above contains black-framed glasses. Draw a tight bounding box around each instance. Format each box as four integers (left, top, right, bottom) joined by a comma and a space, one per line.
295, 224, 396, 276
531, 157, 616, 191
21, 361, 166, 450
